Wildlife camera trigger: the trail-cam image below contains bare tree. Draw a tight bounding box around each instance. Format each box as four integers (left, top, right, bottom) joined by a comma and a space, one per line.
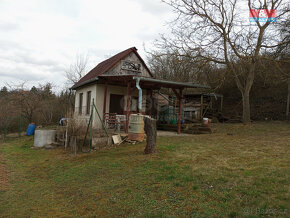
3, 82, 37, 123
147, 49, 209, 84
38, 83, 57, 124
0, 82, 74, 133
157, 0, 289, 123
17, 87, 41, 123
0, 86, 16, 132
65, 54, 89, 86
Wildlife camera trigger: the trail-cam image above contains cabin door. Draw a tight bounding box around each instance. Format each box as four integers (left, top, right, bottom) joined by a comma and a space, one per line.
109, 94, 124, 114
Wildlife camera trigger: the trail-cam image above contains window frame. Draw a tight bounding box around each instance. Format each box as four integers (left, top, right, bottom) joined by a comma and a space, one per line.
86, 91, 91, 115
79, 93, 83, 115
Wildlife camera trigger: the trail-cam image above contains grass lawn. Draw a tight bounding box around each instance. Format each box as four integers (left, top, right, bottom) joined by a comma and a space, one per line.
0, 122, 289, 217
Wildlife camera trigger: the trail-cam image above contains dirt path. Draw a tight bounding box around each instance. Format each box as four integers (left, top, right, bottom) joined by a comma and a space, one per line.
0, 153, 9, 190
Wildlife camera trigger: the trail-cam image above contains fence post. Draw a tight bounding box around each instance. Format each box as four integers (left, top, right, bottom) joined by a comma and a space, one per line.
89, 103, 94, 152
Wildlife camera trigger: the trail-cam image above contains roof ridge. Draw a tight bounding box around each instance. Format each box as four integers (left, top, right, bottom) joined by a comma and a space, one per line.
95, 47, 136, 69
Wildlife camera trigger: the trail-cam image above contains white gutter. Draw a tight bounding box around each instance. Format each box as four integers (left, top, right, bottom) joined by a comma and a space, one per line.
135, 77, 142, 110
132, 76, 211, 89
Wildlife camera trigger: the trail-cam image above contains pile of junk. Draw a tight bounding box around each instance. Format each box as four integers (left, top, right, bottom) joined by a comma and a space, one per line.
30, 113, 148, 155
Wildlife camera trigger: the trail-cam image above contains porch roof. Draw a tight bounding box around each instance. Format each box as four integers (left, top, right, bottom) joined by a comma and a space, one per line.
71, 75, 211, 90
132, 76, 210, 90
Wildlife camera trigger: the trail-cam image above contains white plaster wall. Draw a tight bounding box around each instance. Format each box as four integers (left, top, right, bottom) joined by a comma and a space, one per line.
76, 84, 147, 128
74, 85, 97, 125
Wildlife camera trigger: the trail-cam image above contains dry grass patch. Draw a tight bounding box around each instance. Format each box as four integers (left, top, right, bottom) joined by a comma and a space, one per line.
0, 122, 289, 217
0, 154, 9, 191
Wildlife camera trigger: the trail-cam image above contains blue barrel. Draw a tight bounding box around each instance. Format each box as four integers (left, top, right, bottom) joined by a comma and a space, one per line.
26, 123, 36, 135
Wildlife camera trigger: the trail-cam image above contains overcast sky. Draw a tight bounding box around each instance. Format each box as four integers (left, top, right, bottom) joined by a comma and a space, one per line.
0, 0, 174, 91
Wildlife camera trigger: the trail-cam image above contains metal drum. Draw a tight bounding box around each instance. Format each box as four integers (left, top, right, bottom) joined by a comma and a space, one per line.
128, 114, 144, 142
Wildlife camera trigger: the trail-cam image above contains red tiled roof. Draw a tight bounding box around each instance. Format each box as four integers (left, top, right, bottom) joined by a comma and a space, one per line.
72, 47, 153, 89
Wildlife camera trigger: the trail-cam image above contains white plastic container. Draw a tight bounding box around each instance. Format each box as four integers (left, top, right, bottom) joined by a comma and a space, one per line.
34, 130, 56, 147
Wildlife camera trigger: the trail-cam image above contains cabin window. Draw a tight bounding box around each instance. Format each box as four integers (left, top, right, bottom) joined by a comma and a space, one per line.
131, 97, 138, 112
79, 93, 83, 115
86, 91, 91, 115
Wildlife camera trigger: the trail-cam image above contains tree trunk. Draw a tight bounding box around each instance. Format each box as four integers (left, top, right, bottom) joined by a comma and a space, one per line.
234, 66, 254, 124
144, 117, 157, 154
242, 91, 251, 123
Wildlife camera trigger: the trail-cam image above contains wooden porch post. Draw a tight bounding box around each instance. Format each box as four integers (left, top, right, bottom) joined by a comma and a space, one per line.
177, 89, 183, 134
126, 81, 132, 133
103, 81, 108, 121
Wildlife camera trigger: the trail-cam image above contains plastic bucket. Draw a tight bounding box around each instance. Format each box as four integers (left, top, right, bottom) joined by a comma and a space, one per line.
203, 118, 210, 127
